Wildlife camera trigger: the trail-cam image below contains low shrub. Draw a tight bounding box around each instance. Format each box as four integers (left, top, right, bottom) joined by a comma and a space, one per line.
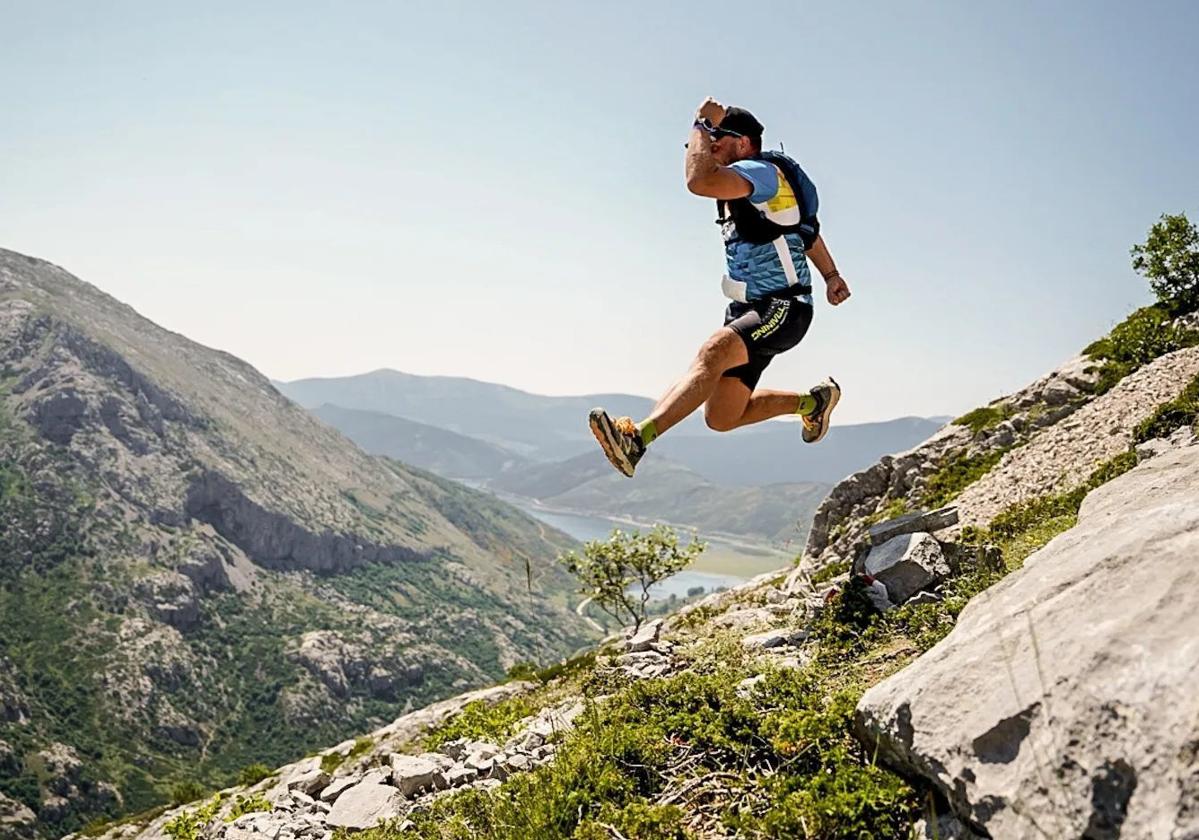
163, 794, 222, 840
953, 402, 1014, 434
225, 793, 271, 821
424, 697, 539, 750
235, 764, 272, 787
1083, 305, 1199, 394
919, 448, 1009, 509
169, 781, 207, 808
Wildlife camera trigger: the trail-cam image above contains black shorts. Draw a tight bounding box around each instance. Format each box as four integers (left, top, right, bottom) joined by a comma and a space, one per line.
722, 291, 813, 391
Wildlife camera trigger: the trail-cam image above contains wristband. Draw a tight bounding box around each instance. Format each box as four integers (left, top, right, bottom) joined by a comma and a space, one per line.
824, 271, 841, 283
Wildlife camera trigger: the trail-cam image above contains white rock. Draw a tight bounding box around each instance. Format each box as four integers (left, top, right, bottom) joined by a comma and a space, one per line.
389, 754, 444, 797
856, 445, 1199, 838
444, 766, 479, 787
360, 768, 390, 787
462, 741, 499, 760
862, 532, 949, 604
286, 768, 330, 797
624, 618, 663, 652
417, 752, 455, 772
318, 776, 357, 804
736, 675, 765, 697
505, 753, 532, 773
325, 782, 406, 831
741, 629, 807, 651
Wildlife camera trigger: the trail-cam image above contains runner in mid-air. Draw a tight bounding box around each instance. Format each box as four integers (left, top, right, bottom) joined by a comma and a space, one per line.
589, 97, 852, 477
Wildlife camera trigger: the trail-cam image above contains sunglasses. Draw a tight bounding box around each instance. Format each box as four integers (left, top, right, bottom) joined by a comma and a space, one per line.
694, 117, 745, 140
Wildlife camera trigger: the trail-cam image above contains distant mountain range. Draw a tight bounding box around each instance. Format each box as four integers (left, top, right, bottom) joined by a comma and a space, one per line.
277, 371, 947, 486
277, 375, 948, 548
276, 370, 681, 462
311, 404, 531, 481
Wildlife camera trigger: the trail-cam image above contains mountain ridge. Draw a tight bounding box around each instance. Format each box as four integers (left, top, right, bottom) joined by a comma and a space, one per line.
0, 248, 593, 838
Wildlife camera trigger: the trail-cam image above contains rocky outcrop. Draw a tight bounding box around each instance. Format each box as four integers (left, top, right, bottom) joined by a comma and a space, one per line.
184, 470, 432, 575
855, 440, 1199, 838
0, 790, 37, 839
805, 346, 1199, 571
952, 345, 1199, 527
288, 630, 426, 701
0, 657, 31, 724
73, 680, 571, 839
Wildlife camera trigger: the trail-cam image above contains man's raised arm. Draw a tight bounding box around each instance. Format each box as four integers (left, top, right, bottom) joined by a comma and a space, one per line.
684, 98, 753, 199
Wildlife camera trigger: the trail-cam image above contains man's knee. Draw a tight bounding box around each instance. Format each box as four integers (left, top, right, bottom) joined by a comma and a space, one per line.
704, 390, 744, 432
704, 408, 739, 432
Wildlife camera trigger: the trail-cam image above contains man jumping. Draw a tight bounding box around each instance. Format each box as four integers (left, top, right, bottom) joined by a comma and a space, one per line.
589, 97, 851, 477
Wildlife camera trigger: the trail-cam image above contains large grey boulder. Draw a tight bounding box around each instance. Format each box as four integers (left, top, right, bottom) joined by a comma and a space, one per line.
325, 781, 407, 830
856, 442, 1199, 839
389, 754, 445, 797
861, 532, 949, 604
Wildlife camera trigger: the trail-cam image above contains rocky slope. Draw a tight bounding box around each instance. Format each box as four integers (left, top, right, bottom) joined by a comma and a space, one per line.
0, 249, 593, 838
857, 439, 1199, 838
73, 303, 1199, 838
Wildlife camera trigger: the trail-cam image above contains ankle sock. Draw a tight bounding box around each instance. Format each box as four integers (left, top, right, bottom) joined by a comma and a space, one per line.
795, 394, 817, 417
637, 419, 658, 446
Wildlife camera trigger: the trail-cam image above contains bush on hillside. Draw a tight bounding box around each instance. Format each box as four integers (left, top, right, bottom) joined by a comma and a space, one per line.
1083, 304, 1199, 394
1132, 212, 1199, 315
560, 525, 705, 632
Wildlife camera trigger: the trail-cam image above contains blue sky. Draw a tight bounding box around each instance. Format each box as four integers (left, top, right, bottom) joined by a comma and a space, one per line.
3, 1, 1197, 423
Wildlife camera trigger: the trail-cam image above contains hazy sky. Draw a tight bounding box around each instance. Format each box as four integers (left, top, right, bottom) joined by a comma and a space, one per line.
4, 1, 1197, 423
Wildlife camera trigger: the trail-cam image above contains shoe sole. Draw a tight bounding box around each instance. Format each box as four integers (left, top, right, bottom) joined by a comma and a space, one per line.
589, 409, 635, 477
804, 377, 841, 444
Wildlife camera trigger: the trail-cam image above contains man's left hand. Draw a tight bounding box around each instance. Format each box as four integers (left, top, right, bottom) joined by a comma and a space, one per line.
827, 276, 851, 306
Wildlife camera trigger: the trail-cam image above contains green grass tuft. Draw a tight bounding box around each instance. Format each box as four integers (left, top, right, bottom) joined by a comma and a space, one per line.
1084, 305, 1199, 395
953, 402, 1014, 434
1133, 372, 1199, 443
919, 448, 1009, 509
423, 697, 540, 750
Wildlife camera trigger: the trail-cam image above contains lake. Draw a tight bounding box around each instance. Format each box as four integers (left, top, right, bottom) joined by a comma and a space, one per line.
513, 502, 792, 600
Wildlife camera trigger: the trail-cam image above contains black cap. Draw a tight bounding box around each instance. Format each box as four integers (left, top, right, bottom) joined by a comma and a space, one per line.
719, 106, 764, 139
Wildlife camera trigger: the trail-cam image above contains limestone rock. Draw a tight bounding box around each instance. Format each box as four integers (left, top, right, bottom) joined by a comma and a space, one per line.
318, 776, 357, 804
444, 766, 479, 787
389, 754, 444, 797
286, 768, 330, 797
711, 607, 776, 631
0, 791, 36, 838
741, 628, 807, 651
861, 532, 949, 604
615, 650, 673, 679
325, 782, 407, 830
856, 444, 1199, 838
624, 619, 663, 653
867, 506, 959, 546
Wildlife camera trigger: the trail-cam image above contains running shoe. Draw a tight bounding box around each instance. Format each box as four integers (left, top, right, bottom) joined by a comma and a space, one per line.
588, 408, 646, 477
801, 377, 841, 444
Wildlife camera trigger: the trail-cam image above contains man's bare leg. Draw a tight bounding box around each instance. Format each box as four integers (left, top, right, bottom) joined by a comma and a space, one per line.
643, 328, 749, 436
705, 382, 808, 431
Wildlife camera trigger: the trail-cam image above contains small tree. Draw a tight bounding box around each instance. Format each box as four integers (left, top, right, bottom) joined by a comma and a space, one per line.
1131, 212, 1199, 314
560, 524, 705, 632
